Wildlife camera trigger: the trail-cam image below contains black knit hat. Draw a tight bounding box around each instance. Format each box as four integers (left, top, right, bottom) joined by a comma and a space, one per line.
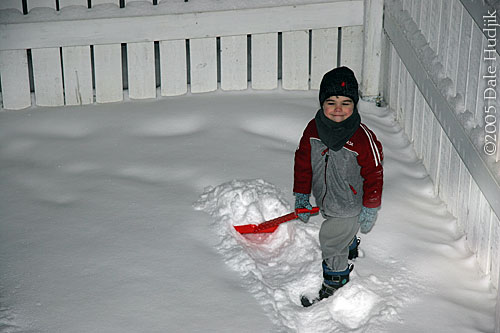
319, 67, 359, 106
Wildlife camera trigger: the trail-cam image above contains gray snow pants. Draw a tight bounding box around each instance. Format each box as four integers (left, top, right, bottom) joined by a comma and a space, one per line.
319, 215, 360, 272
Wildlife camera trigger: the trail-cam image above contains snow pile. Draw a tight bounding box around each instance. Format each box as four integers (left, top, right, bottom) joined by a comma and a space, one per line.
194, 179, 410, 332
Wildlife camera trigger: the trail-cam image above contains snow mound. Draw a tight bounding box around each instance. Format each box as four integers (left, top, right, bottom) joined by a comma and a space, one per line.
329, 284, 384, 329
193, 178, 303, 252
194, 179, 409, 332
194, 178, 289, 227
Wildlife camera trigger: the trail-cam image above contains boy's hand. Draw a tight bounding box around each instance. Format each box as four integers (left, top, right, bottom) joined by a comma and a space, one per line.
294, 192, 312, 223
358, 206, 378, 233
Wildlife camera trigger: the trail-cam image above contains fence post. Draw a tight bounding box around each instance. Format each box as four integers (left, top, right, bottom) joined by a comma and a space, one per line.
497, 277, 500, 333
361, 0, 383, 98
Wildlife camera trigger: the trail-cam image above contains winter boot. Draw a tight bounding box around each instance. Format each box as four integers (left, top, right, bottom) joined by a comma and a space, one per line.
300, 261, 353, 307
348, 236, 361, 260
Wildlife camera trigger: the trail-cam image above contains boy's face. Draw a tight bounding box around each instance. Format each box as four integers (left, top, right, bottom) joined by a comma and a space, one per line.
322, 96, 355, 123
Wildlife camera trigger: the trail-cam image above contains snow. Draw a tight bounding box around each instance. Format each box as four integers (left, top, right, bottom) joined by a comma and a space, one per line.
0, 0, 346, 23
0, 89, 497, 332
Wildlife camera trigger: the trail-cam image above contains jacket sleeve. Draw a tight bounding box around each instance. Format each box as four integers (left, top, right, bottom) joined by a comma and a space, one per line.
293, 121, 315, 194
357, 125, 384, 208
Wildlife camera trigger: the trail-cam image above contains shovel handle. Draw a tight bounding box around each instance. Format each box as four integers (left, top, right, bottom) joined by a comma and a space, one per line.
295, 207, 320, 215
234, 207, 320, 234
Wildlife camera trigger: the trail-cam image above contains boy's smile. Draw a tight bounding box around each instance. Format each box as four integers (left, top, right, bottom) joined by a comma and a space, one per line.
322, 96, 354, 122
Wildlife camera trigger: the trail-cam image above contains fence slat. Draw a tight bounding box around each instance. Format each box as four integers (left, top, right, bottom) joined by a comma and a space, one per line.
124, 0, 152, 5
31, 48, 64, 107
340, 25, 363, 81
0, 1, 23, 11
438, 134, 451, 200
419, 0, 431, 40
404, 72, 415, 140
446, 1, 462, 93
381, 34, 391, 103
127, 42, 156, 99
437, 0, 451, 70
282, 30, 309, 90
94, 44, 123, 103
467, 179, 481, 254
475, 35, 489, 125
91, 1, 122, 103
497, 125, 500, 163
220, 35, 247, 91
389, 44, 399, 113
91, 0, 119, 5
490, 213, 500, 288
456, 12, 472, 107
0, 1, 28, 110
412, 88, 425, 158
160, 39, 187, 97
410, 0, 421, 26
189, 37, 217, 94
422, 103, 433, 170
429, 121, 442, 188
477, 193, 492, 274
397, 64, 406, 122
465, 24, 482, 118
60, 0, 92, 106
251, 33, 278, 90
0, 50, 31, 109
447, 148, 460, 217
27, 0, 56, 10
428, 0, 441, 52
311, 28, 338, 90
362, 0, 383, 97
62, 46, 93, 105
59, 0, 87, 7
28, 0, 63, 107
457, 159, 471, 232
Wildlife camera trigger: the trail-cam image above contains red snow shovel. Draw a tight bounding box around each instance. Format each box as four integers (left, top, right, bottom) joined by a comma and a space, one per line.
234, 207, 320, 234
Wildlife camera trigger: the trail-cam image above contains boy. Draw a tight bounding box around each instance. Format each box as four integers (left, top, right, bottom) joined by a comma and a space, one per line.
294, 67, 383, 307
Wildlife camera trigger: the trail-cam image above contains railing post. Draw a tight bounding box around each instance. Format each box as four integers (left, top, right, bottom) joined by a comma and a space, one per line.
361, 0, 383, 98
497, 255, 500, 333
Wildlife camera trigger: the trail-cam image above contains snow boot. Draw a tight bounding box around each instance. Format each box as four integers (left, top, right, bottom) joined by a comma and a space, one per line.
300, 262, 353, 307
348, 236, 360, 260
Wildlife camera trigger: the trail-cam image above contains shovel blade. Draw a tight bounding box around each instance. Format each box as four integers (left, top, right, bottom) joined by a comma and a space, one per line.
234, 224, 279, 234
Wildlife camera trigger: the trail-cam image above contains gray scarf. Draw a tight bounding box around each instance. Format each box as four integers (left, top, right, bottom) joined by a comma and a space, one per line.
315, 108, 361, 151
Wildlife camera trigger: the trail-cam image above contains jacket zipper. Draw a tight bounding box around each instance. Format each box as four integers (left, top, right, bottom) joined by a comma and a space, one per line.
349, 184, 357, 195
321, 149, 329, 207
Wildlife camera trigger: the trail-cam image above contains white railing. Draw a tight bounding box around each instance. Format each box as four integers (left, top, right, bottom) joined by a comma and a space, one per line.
381, 3, 500, 329
0, 0, 371, 110
381, 0, 500, 291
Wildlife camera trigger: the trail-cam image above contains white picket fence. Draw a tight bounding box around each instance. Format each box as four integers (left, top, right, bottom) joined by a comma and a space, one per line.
0, 0, 370, 110
381, 2, 500, 329
381, 0, 500, 303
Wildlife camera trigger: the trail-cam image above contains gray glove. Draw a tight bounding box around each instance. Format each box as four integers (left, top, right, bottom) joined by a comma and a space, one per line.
294, 192, 313, 223
358, 206, 378, 233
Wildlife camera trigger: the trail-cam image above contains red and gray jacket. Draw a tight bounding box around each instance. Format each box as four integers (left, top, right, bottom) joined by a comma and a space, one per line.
294, 119, 383, 218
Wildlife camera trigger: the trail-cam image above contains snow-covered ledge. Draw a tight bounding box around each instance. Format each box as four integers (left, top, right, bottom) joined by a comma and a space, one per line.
0, 0, 363, 50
